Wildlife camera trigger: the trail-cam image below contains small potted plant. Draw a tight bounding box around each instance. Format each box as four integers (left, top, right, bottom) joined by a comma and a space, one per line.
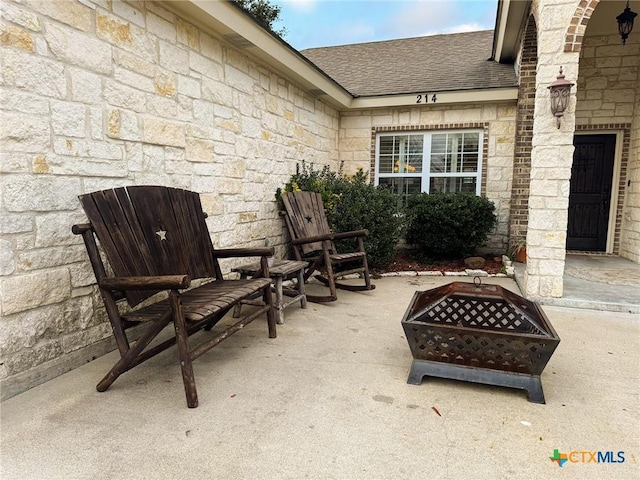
511, 239, 527, 263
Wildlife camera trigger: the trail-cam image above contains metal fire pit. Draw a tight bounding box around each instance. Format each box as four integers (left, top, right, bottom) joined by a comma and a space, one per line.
401, 280, 560, 403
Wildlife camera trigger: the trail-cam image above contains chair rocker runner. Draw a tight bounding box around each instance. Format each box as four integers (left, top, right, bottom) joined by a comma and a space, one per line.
73, 186, 276, 408
280, 191, 375, 302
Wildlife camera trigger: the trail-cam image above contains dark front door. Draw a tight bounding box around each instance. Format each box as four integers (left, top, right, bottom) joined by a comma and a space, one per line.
566, 134, 616, 251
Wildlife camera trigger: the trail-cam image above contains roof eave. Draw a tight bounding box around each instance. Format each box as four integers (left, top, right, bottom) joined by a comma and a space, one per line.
351, 87, 519, 109
492, 0, 531, 63
165, 0, 354, 109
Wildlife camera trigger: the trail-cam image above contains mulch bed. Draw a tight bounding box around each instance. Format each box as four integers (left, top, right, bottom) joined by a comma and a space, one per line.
375, 250, 504, 275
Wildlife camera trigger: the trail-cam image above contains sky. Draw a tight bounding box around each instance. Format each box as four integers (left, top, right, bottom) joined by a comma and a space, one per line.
273, 0, 499, 50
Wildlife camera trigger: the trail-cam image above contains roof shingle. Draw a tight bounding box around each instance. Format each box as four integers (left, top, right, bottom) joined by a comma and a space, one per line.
301, 30, 517, 97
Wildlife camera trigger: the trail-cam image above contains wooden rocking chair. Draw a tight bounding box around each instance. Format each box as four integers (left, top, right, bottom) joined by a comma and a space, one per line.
72, 186, 276, 408
280, 191, 375, 302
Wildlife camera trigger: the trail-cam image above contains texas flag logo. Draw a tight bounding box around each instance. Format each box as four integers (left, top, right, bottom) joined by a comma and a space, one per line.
550, 449, 569, 467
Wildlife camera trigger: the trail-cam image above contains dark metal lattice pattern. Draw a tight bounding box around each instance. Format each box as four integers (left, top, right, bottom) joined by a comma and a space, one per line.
419, 298, 543, 335
402, 282, 560, 376
406, 326, 554, 374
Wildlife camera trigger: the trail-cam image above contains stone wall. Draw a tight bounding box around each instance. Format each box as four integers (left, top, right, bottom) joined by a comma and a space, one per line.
576, 33, 639, 126
0, 0, 339, 398
576, 32, 639, 261
339, 103, 517, 254
524, 0, 582, 298
515, 0, 640, 299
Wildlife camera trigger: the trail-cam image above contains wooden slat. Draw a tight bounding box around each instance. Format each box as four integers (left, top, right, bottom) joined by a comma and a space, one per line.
102, 188, 152, 275
128, 186, 185, 275
122, 278, 272, 322
169, 188, 202, 276
113, 187, 159, 276
81, 190, 152, 306
183, 188, 219, 278
330, 252, 366, 262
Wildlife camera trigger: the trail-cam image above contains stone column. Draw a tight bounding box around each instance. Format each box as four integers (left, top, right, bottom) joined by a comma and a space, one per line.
524, 1, 581, 298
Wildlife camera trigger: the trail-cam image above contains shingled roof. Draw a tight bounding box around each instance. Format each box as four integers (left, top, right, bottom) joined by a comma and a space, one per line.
301, 30, 517, 97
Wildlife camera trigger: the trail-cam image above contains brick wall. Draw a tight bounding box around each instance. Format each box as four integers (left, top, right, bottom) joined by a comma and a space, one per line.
621, 92, 640, 262
509, 14, 537, 249
0, 0, 339, 397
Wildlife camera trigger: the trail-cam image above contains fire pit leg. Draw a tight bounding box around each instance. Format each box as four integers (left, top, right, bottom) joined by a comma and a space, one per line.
524, 377, 545, 404
407, 360, 547, 404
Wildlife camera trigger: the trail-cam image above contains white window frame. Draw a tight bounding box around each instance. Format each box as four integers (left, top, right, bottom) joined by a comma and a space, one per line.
374, 129, 484, 196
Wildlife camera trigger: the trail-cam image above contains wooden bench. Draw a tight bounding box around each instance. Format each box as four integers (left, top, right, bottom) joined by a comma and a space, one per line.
73, 186, 276, 408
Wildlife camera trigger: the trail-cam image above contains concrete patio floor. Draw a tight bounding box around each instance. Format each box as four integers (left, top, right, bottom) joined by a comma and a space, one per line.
515, 253, 640, 314
1, 276, 638, 480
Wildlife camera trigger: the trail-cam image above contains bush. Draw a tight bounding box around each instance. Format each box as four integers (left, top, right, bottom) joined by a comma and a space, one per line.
277, 162, 403, 270
405, 193, 497, 258
329, 172, 403, 270
275, 160, 343, 213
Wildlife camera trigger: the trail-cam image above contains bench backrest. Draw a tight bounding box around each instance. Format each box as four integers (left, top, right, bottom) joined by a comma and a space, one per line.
79, 186, 220, 306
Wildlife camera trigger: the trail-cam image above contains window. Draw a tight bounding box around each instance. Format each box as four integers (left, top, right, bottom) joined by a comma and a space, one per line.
375, 130, 483, 205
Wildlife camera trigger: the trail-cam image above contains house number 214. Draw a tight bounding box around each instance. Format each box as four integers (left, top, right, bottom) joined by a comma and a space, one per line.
416, 94, 437, 104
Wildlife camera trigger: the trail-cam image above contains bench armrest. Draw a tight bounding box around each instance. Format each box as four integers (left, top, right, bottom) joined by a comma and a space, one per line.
333, 229, 369, 240
214, 247, 275, 258
291, 230, 369, 245
99, 275, 191, 291
71, 223, 92, 235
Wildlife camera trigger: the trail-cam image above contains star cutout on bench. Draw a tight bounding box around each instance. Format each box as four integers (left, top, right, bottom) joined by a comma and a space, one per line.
305, 216, 313, 223
155, 230, 167, 241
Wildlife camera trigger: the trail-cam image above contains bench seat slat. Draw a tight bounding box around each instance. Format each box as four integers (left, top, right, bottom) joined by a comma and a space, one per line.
122, 278, 272, 323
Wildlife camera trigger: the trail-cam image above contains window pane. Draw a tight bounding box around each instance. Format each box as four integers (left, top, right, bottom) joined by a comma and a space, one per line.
461, 153, 478, 172
463, 133, 479, 152
429, 132, 481, 174
407, 154, 423, 172
378, 136, 394, 173
395, 135, 423, 173
431, 133, 465, 173
379, 137, 394, 155
431, 134, 446, 154
379, 155, 394, 173
379, 134, 423, 174
430, 177, 477, 194
430, 154, 445, 173
431, 135, 447, 172
452, 134, 463, 153
379, 177, 421, 208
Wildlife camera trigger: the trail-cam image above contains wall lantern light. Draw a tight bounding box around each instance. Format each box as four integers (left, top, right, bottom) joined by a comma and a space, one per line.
548, 67, 574, 129
617, 1, 637, 45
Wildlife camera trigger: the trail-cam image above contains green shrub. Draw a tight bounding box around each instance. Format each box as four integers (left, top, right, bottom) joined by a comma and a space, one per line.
277, 162, 403, 269
275, 160, 344, 213
329, 172, 403, 270
405, 193, 497, 258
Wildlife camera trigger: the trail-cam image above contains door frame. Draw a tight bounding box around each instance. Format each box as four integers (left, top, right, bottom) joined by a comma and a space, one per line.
571, 131, 623, 254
